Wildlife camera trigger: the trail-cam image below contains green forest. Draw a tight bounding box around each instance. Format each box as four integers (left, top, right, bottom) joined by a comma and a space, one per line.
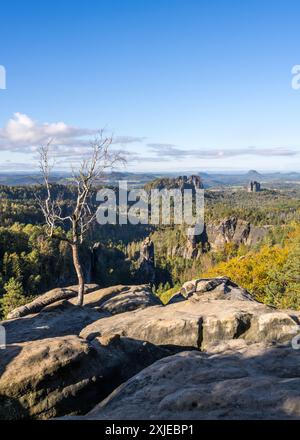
0, 183, 300, 318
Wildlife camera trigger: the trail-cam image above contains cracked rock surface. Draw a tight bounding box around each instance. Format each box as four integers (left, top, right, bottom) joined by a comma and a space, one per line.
83, 341, 300, 420
1, 279, 300, 420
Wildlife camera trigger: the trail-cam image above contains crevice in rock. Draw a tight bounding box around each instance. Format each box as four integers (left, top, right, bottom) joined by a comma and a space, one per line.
197, 318, 204, 350
234, 313, 253, 339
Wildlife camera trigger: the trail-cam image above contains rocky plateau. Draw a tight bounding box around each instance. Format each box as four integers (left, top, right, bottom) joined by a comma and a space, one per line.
1, 277, 300, 420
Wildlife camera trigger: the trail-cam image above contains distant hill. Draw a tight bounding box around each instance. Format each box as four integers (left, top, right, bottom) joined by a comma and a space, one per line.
247, 169, 261, 178
199, 171, 300, 189
0, 170, 299, 189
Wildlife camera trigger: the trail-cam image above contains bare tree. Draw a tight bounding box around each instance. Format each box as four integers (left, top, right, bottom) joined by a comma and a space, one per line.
36, 134, 124, 306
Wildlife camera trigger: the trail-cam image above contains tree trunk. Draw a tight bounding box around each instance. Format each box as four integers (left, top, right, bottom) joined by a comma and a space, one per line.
72, 243, 85, 306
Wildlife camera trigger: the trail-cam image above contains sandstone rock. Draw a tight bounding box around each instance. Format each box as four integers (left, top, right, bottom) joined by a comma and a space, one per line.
81, 303, 202, 349
194, 277, 234, 293
244, 312, 300, 343
2, 278, 300, 421
137, 237, 156, 284
97, 333, 121, 346
80, 296, 299, 350
2, 301, 104, 344
80, 284, 162, 315
146, 312, 202, 348
164, 218, 268, 261
193, 278, 254, 302
69, 284, 131, 308
7, 284, 99, 319
0, 335, 172, 419
2, 284, 162, 345
81, 342, 300, 420
206, 217, 268, 250
180, 280, 198, 297
179, 277, 254, 301
7, 284, 161, 322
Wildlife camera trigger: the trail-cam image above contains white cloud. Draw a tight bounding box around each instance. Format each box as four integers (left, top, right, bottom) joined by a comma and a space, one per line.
0, 113, 144, 161
146, 143, 300, 160
0, 112, 96, 152
1, 113, 298, 171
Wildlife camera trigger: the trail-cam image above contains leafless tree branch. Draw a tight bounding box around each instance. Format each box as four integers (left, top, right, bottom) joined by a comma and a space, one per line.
37, 133, 125, 305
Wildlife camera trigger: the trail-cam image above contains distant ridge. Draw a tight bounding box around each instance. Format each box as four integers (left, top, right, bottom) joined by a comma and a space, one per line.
247, 169, 261, 177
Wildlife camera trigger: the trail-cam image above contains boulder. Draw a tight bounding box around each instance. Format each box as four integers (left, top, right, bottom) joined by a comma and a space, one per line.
7, 284, 161, 322
81, 295, 299, 350
69, 284, 162, 314
2, 301, 105, 344
179, 277, 254, 301
244, 312, 300, 343
80, 342, 300, 420
2, 284, 162, 345
7, 284, 99, 319
2, 278, 300, 420
0, 335, 172, 420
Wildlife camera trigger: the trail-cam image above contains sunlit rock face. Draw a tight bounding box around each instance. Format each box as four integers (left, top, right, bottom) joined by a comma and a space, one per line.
1, 278, 300, 420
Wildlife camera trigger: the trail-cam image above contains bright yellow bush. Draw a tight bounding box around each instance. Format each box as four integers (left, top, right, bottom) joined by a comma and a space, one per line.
203, 222, 300, 307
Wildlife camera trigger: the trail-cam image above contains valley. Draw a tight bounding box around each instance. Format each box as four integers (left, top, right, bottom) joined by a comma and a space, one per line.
0, 174, 299, 318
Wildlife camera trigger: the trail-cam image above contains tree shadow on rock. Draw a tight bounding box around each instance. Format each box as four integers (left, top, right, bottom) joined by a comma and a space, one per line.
2, 302, 102, 344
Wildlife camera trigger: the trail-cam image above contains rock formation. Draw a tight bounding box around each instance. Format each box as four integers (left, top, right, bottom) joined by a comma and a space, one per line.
0, 284, 165, 419
7, 284, 99, 320
177, 175, 203, 191
247, 180, 261, 192
147, 175, 203, 192
0, 335, 171, 420
81, 279, 299, 350
181, 225, 209, 259
165, 217, 267, 260
137, 237, 156, 285
206, 216, 268, 250
83, 342, 300, 420
1, 277, 300, 420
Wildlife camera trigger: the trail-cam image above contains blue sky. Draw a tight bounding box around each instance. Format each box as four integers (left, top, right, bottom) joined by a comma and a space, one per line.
0, 0, 300, 172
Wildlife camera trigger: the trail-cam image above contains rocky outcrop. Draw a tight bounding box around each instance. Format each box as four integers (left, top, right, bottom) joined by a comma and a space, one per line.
247, 180, 261, 192
206, 217, 268, 250
69, 284, 161, 314
7, 284, 99, 320
181, 226, 209, 259
3, 302, 105, 344
7, 284, 161, 322
137, 237, 156, 285
3, 285, 162, 344
80, 279, 300, 350
177, 175, 203, 191
2, 278, 300, 420
0, 284, 167, 419
0, 335, 171, 419
82, 341, 300, 420
146, 175, 203, 192
172, 276, 254, 302
165, 217, 267, 260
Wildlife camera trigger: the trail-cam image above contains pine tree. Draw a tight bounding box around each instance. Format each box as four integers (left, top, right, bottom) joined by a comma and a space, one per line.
0, 278, 27, 319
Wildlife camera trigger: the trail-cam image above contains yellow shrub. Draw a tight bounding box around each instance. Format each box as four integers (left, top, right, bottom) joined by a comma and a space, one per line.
203, 245, 289, 302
